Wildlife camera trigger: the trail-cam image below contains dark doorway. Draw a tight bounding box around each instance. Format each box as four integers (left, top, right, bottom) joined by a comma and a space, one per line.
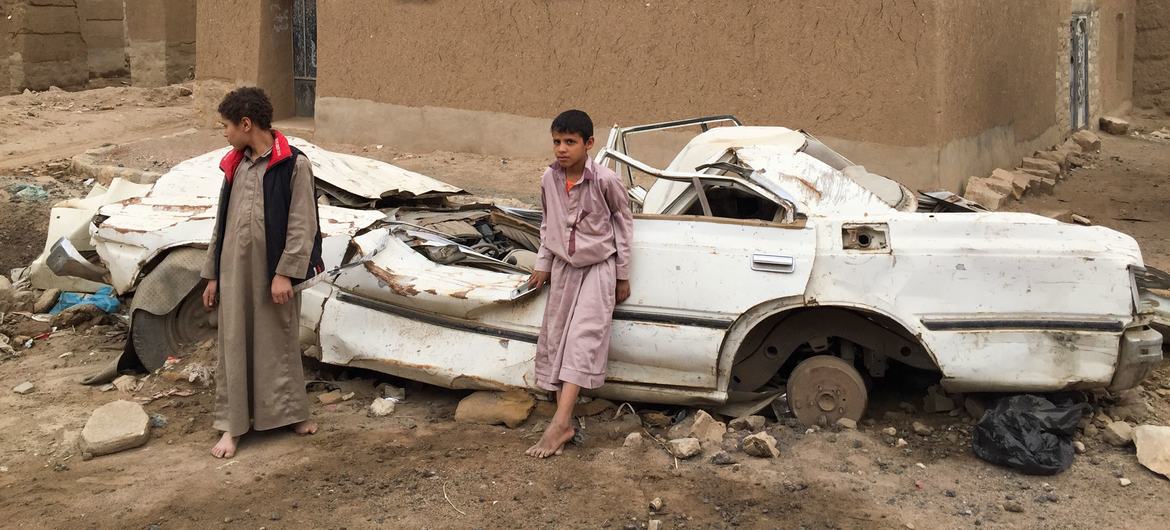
293, 0, 317, 117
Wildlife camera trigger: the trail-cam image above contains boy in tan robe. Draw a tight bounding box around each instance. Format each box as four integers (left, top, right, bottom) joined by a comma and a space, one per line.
201, 88, 322, 458
525, 110, 634, 458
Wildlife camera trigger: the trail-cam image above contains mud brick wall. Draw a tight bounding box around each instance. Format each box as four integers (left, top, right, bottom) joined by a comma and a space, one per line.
125, 0, 195, 87
78, 0, 127, 79
1135, 0, 1170, 113
1, 0, 88, 94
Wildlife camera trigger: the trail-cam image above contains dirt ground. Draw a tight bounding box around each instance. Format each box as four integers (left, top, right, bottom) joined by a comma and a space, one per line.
2, 87, 1170, 529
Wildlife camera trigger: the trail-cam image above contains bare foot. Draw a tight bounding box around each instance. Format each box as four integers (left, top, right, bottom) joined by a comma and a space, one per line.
211, 432, 238, 459
525, 421, 575, 458
292, 420, 318, 435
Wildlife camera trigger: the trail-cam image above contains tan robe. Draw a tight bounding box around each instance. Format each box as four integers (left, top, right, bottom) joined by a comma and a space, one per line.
201, 148, 316, 437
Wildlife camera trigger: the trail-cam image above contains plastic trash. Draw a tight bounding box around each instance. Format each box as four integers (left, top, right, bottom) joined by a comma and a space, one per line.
8, 183, 48, 202
48, 285, 120, 315
971, 394, 1089, 475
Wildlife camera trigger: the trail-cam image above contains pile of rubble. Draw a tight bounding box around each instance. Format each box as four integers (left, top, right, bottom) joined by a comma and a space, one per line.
963, 129, 1102, 211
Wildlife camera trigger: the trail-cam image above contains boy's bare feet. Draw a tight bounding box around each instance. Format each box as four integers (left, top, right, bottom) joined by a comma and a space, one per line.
526, 420, 575, 458
211, 432, 238, 458
292, 420, 318, 435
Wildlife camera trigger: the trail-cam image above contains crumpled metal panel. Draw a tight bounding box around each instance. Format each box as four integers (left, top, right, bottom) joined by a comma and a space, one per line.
735, 146, 895, 217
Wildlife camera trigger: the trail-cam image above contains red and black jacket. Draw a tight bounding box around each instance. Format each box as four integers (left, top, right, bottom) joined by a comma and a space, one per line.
210, 130, 325, 286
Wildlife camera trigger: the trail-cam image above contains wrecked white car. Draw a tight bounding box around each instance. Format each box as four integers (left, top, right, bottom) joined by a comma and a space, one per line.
51, 116, 1170, 426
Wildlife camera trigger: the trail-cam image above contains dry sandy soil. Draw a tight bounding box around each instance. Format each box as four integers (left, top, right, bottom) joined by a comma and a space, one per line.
1, 87, 1169, 529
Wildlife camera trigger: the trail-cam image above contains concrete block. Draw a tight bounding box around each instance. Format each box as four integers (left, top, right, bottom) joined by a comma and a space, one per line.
963, 178, 1006, 210
1072, 130, 1102, 152
1100, 116, 1129, 135
80, 400, 151, 457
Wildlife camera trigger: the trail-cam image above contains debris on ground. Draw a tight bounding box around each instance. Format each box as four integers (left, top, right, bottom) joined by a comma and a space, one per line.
1071, 214, 1093, 226
376, 382, 406, 401
667, 437, 701, 459
112, 374, 139, 393
317, 390, 344, 405
453, 389, 534, 428
728, 415, 766, 432
1072, 129, 1102, 152
12, 381, 34, 394
1100, 116, 1130, 135
33, 288, 60, 314
49, 286, 120, 315
1132, 425, 1170, 479
971, 394, 1088, 475
368, 397, 397, 417
649, 497, 664, 512
80, 400, 151, 457
912, 421, 934, 436
835, 417, 857, 430
666, 409, 726, 447
623, 432, 643, 448
709, 451, 735, 465
742, 432, 780, 458
1103, 421, 1135, 447
7, 183, 48, 202
50, 304, 110, 330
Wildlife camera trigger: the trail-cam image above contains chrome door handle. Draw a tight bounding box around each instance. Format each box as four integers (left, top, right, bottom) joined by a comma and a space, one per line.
751, 254, 795, 274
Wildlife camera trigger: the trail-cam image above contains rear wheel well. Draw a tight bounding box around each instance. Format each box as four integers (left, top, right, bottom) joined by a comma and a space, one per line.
729, 306, 938, 393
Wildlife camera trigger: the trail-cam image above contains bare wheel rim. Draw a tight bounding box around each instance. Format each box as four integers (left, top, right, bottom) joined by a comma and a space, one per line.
164, 289, 216, 354
786, 355, 868, 427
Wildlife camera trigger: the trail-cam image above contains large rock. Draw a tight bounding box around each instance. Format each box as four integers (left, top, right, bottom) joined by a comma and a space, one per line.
667, 410, 726, 447
1020, 157, 1061, 179
667, 438, 702, 459
742, 432, 780, 458
980, 173, 1014, 195
33, 289, 60, 314
454, 390, 534, 428
1099, 116, 1129, 136
728, 415, 766, 432
1072, 130, 1102, 152
81, 400, 151, 457
963, 178, 1006, 210
1133, 425, 1170, 479
1102, 421, 1134, 447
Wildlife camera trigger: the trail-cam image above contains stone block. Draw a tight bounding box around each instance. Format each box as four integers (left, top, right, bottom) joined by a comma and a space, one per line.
1072, 130, 1102, 152
80, 400, 151, 456
667, 410, 726, 447
1021, 157, 1061, 178
454, 390, 534, 428
963, 178, 1006, 210
742, 432, 780, 458
1103, 421, 1134, 447
667, 438, 701, 459
1099, 116, 1129, 135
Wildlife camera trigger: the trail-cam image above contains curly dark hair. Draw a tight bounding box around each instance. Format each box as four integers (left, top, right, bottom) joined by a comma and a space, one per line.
218, 87, 273, 129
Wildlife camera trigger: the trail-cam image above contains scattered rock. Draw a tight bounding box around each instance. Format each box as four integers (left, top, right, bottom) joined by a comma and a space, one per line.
709, 451, 735, 465
1031, 176, 1057, 195
742, 432, 780, 458
963, 178, 1006, 210
454, 390, 535, 428
667, 438, 702, 459
1099, 116, 1129, 135
1073, 440, 1086, 454
649, 497, 664, 512
1084, 424, 1099, 437
317, 390, 344, 405
80, 400, 151, 457
648, 520, 662, 530
923, 385, 955, 413
835, 418, 857, 430
368, 398, 397, 417
1021, 157, 1061, 178
1004, 502, 1025, 513
964, 397, 987, 421
1102, 421, 1134, 447
50, 304, 107, 329
1119, 478, 1132, 487
912, 421, 933, 436
1071, 214, 1092, 226
375, 383, 406, 401
12, 381, 34, 394
112, 375, 138, 393
667, 410, 726, 447
729, 415, 766, 432
882, 427, 898, 437
896, 438, 909, 448
33, 288, 60, 314
640, 411, 672, 428
1133, 425, 1170, 479
1071, 129, 1101, 152
575, 398, 616, 417
1109, 389, 1150, 423
623, 432, 644, 449
341, 392, 355, 401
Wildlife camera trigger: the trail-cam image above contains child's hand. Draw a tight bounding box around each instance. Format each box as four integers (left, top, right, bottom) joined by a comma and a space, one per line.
527, 270, 551, 289
616, 280, 631, 304
271, 275, 294, 305
202, 280, 218, 310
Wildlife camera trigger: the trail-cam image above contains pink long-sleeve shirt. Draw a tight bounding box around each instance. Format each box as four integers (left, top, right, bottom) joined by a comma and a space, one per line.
534, 157, 633, 279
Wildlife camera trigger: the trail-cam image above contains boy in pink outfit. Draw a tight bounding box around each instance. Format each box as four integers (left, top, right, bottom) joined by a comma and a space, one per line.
525, 110, 634, 458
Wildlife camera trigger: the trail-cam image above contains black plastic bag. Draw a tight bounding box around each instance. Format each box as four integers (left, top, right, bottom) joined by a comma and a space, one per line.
971, 394, 1089, 475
